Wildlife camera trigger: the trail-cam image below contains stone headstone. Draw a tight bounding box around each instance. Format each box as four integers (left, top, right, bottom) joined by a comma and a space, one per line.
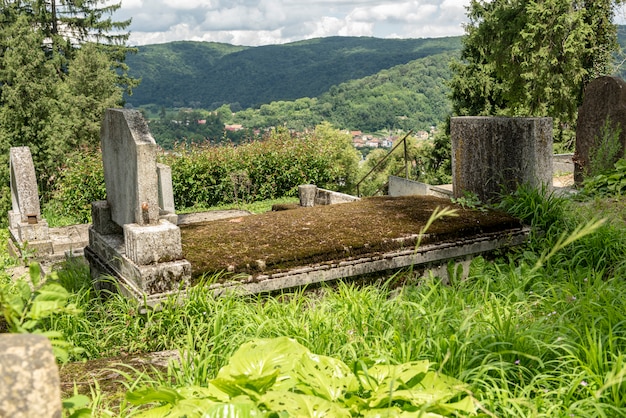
156, 163, 178, 224
6, 147, 52, 257
451, 117, 553, 202
575, 76, 626, 184
100, 109, 160, 227
9, 147, 41, 224
0, 334, 61, 418
87, 109, 191, 306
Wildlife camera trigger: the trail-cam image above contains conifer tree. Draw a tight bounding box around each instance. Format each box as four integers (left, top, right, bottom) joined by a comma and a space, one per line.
0, 0, 137, 223
450, 0, 624, 127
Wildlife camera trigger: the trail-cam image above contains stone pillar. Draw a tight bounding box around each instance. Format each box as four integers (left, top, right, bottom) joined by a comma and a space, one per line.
299, 184, 317, 207
157, 163, 178, 225
0, 334, 61, 418
451, 117, 553, 202
575, 76, 626, 184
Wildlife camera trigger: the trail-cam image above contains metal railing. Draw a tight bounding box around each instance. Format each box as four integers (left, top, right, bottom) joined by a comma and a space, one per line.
355, 130, 412, 197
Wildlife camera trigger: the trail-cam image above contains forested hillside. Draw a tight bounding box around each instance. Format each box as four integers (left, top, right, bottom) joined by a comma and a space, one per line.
124, 36, 462, 109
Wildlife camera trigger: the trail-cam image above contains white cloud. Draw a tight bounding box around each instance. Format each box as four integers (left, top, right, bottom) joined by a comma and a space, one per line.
114, 0, 472, 46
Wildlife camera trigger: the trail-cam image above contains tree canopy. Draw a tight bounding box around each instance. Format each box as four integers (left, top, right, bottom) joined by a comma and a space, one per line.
0, 0, 137, 221
450, 0, 624, 127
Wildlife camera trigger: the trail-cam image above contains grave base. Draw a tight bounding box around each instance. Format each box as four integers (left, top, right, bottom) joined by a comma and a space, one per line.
7, 224, 53, 259
86, 226, 191, 306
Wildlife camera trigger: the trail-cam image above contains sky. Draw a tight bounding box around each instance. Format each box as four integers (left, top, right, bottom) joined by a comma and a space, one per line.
111, 0, 472, 47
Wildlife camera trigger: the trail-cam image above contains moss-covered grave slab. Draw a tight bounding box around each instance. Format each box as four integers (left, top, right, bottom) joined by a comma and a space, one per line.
179, 195, 528, 295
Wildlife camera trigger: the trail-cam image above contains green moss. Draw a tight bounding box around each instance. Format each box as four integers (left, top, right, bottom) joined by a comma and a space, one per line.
181, 195, 522, 280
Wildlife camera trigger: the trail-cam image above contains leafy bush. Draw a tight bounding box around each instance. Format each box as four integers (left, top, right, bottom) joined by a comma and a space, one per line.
581, 158, 626, 197
44, 124, 359, 222
161, 124, 359, 209
48, 149, 105, 224
587, 117, 623, 177
127, 337, 476, 417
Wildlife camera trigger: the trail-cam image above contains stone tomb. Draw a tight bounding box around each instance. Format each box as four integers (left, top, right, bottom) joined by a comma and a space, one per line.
85, 109, 191, 305
575, 76, 626, 184
451, 117, 553, 202
7, 146, 53, 257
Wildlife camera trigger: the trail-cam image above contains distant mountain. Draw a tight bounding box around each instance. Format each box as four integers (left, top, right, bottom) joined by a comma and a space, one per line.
123, 36, 463, 109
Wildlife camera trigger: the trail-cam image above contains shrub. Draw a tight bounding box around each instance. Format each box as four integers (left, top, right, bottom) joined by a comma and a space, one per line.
48, 149, 105, 224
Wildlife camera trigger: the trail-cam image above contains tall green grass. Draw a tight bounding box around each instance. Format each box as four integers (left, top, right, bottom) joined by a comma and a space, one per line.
3, 186, 626, 416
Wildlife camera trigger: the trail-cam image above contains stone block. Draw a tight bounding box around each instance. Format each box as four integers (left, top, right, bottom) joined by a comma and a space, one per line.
451, 117, 553, 202
8, 210, 21, 230
15, 219, 50, 242
124, 220, 183, 265
157, 163, 176, 214
0, 334, 61, 418
100, 109, 160, 226
91, 200, 122, 235
299, 184, 317, 207
575, 76, 626, 183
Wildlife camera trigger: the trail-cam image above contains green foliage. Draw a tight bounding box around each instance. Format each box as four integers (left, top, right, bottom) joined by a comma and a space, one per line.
450, 0, 621, 133
0, 263, 83, 362
587, 117, 624, 177
498, 183, 567, 232
126, 337, 476, 417
125, 37, 462, 110
48, 149, 106, 224
581, 158, 626, 197
161, 124, 360, 209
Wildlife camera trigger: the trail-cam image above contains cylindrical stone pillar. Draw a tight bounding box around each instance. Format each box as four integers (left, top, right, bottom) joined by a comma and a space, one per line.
451, 117, 553, 203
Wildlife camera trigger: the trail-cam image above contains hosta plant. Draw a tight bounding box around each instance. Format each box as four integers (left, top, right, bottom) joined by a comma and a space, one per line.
127, 337, 476, 417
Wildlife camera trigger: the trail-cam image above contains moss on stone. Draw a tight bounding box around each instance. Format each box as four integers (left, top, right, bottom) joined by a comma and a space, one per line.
181, 195, 522, 280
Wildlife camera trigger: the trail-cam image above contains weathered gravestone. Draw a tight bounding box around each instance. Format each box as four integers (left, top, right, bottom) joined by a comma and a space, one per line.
575, 76, 626, 184
0, 334, 61, 418
451, 117, 553, 202
7, 146, 53, 257
85, 109, 191, 305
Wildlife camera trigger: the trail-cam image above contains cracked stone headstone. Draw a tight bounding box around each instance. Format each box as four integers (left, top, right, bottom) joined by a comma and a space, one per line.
451, 117, 553, 203
0, 334, 61, 418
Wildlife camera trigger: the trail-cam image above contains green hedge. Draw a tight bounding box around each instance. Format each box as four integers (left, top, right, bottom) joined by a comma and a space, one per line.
49, 125, 359, 223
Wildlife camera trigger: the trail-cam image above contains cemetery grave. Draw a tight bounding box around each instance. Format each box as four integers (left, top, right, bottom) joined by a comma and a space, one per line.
80, 109, 545, 306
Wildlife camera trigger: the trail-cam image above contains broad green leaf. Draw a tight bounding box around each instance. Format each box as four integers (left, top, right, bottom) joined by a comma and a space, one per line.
177, 384, 231, 403
362, 407, 445, 417
21, 319, 39, 331
126, 386, 185, 405
3, 294, 22, 316
368, 371, 465, 409
62, 394, 90, 410
260, 390, 351, 417
212, 337, 308, 395
16, 280, 32, 305
35, 282, 70, 302
294, 352, 359, 401
27, 300, 67, 319
358, 361, 431, 392
133, 404, 176, 418
432, 395, 477, 415
29, 263, 41, 287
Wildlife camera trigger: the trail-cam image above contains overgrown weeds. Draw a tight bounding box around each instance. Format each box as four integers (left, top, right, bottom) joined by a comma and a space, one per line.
2, 186, 626, 416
